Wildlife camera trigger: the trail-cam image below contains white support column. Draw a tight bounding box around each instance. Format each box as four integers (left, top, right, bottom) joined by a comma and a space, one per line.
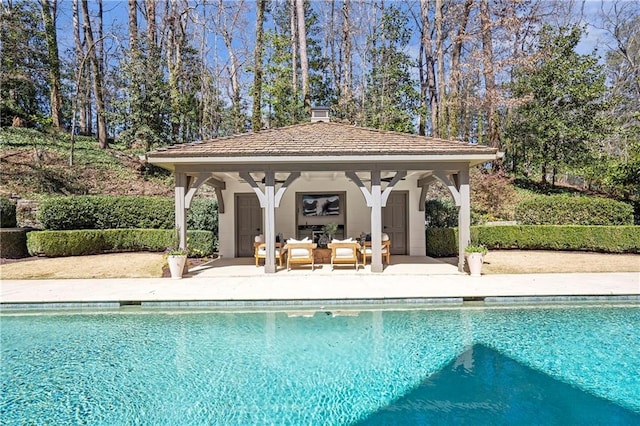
240, 171, 298, 274
457, 166, 471, 272
174, 172, 188, 250
263, 172, 277, 273
370, 170, 383, 273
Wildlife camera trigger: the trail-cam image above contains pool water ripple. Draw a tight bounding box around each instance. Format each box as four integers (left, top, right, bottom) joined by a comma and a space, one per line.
1, 305, 639, 424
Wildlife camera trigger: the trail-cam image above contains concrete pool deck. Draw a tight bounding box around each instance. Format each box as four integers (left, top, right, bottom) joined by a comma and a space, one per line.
1, 271, 638, 307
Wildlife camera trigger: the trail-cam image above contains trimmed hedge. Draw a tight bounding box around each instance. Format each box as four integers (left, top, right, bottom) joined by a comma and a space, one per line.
37, 196, 219, 247
426, 225, 640, 257
0, 228, 29, 258
27, 229, 215, 257
38, 196, 175, 230
1, 197, 17, 228
515, 196, 634, 225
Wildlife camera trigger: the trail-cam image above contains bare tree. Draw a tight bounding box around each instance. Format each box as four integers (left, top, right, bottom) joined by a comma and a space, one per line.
340, 0, 353, 120
218, 0, 246, 133
72, 0, 91, 135
419, 0, 438, 137
480, 0, 497, 147
80, 0, 108, 148
435, 0, 445, 135
447, 0, 472, 140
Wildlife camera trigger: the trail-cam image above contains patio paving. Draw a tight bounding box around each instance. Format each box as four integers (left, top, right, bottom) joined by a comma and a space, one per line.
1, 254, 638, 307
188, 255, 462, 277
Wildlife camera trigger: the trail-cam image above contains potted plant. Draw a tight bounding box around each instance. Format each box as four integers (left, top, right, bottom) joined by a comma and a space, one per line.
465, 244, 488, 277
166, 228, 188, 279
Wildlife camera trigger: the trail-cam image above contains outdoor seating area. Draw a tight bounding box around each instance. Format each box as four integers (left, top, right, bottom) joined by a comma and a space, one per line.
327, 240, 361, 270
284, 239, 317, 271
254, 242, 284, 267
254, 234, 392, 272
361, 238, 391, 266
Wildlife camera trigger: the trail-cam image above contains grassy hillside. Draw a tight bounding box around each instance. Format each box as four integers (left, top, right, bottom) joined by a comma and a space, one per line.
0, 127, 172, 199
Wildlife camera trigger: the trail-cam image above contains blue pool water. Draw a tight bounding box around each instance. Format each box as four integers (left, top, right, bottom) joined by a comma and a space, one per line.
1, 304, 639, 424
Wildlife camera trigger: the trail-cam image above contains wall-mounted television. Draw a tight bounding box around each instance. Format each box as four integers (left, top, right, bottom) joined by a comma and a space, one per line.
302, 194, 340, 216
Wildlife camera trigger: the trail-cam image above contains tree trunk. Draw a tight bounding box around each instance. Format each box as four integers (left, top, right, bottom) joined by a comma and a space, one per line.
128, 0, 137, 50
166, 1, 181, 139
435, 0, 445, 137
420, 0, 438, 137
418, 41, 426, 136
96, 0, 103, 76
480, 0, 498, 147
252, 0, 266, 132
80, 0, 108, 148
448, 0, 472, 140
145, 0, 156, 49
40, 0, 62, 129
73, 0, 90, 135
340, 0, 353, 120
295, 0, 310, 116
290, 0, 298, 97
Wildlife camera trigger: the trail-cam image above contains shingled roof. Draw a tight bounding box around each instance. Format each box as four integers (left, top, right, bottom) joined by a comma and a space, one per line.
147, 121, 498, 158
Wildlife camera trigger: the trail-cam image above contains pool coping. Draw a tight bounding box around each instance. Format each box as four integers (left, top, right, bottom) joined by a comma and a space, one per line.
2, 295, 640, 312
1, 272, 638, 311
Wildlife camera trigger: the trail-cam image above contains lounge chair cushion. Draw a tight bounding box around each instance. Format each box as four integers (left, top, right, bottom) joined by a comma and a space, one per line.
331, 238, 353, 243
362, 247, 388, 255
290, 248, 310, 258
287, 237, 310, 244
381, 233, 390, 241
335, 248, 354, 258
257, 248, 281, 256
255, 234, 264, 243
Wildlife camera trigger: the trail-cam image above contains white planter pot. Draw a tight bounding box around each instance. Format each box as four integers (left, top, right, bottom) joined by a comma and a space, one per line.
167, 255, 187, 279
466, 253, 484, 277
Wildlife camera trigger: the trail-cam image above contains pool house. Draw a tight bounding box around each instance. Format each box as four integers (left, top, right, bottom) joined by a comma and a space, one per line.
146, 110, 500, 273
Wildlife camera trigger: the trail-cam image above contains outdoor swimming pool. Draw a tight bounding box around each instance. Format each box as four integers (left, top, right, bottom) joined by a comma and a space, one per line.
1, 304, 639, 424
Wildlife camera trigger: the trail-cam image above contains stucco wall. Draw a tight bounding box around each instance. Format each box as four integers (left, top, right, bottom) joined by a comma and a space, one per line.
217, 173, 425, 258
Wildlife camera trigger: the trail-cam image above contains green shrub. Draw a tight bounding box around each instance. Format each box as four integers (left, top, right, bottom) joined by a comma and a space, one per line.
37, 196, 219, 238
0, 197, 17, 228
425, 228, 458, 257
425, 198, 458, 228
38, 196, 175, 230
515, 195, 633, 225
426, 225, 640, 256
0, 228, 28, 258
188, 198, 219, 250
27, 229, 215, 257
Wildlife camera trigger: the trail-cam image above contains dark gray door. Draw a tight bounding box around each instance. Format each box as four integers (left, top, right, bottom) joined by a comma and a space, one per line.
383, 191, 408, 255
235, 193, 262, 257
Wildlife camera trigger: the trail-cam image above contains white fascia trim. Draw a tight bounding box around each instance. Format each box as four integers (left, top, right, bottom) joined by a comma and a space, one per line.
148, 153, 499, 165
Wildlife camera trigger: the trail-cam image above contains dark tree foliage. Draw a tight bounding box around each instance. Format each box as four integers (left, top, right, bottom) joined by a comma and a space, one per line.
505, 26, 610, 185
0, 1, 48, 127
